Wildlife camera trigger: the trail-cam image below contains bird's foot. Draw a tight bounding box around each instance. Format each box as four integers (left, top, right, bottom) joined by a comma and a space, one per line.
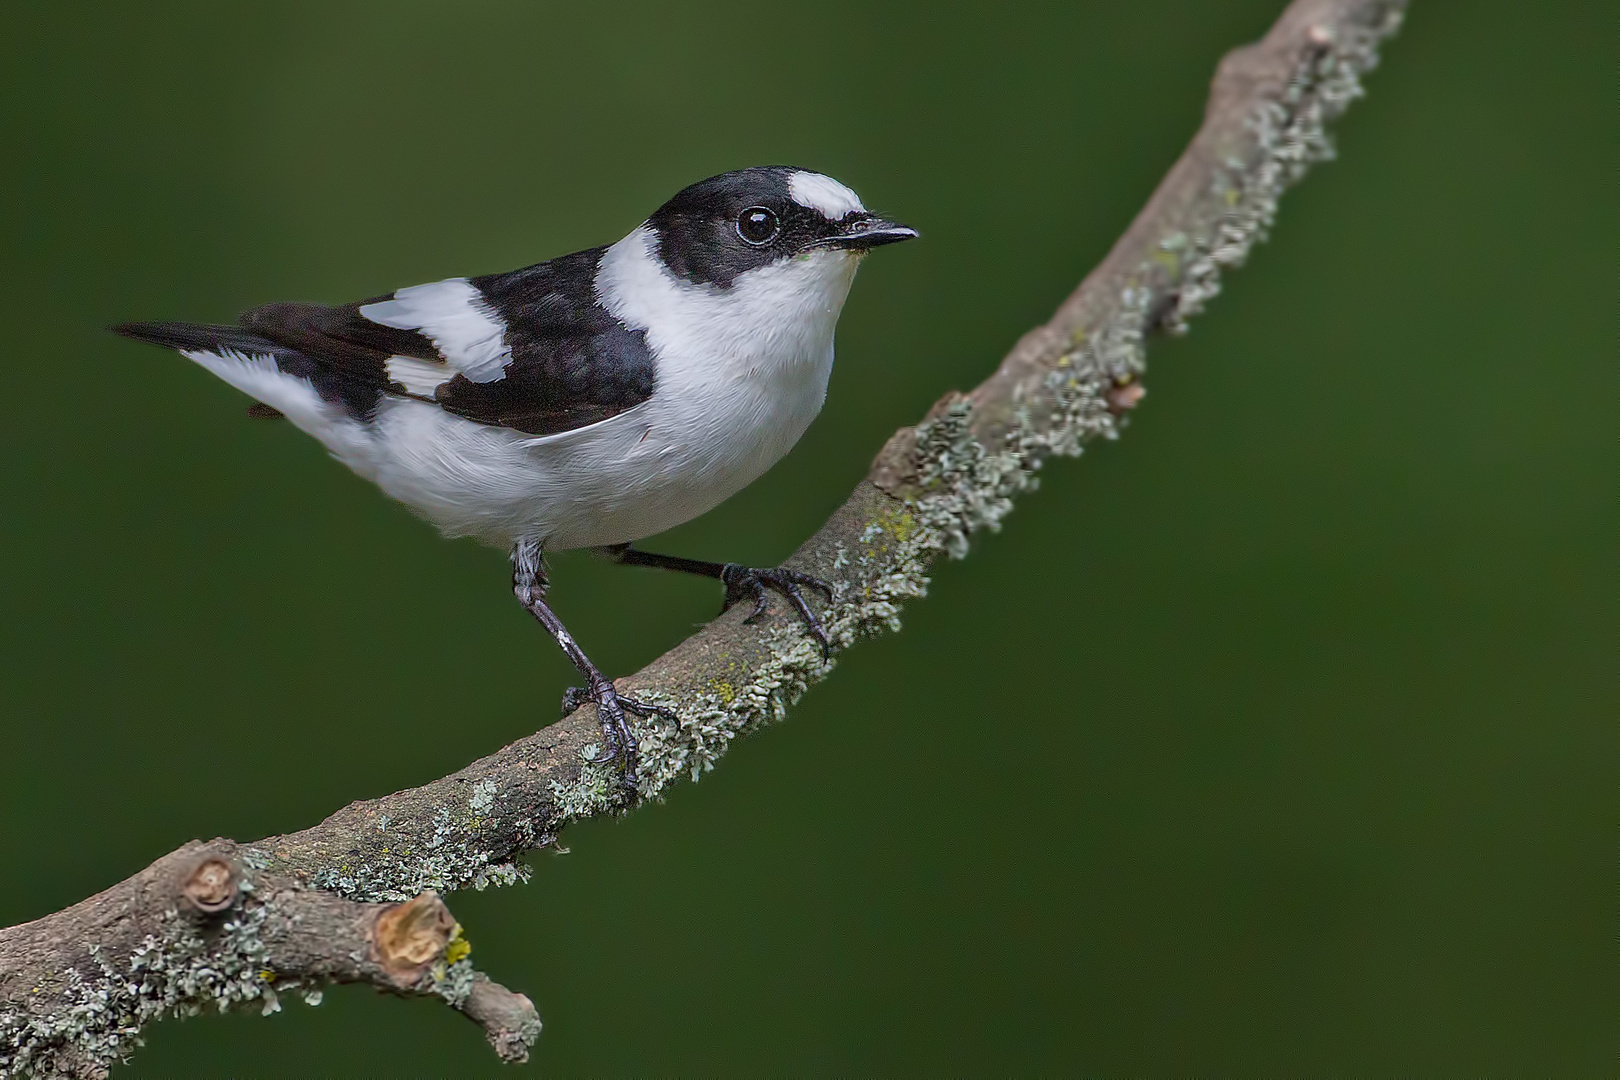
561, 679, 679, 796
719, 564, 835, 659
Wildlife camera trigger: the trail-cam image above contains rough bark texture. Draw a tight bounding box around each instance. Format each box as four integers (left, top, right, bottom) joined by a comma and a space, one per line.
0, 1, 1406, 1074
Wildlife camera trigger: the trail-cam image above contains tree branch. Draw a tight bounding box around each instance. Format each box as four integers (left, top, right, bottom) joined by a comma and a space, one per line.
0, 1, 1406, 1074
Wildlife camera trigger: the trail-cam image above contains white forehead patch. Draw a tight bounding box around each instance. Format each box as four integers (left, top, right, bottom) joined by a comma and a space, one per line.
787, 171, 864, 221
359, 278, 511, 383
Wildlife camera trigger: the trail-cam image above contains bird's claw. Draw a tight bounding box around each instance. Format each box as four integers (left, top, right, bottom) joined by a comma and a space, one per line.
560, 679, 680, 797
719, 564, 835, 660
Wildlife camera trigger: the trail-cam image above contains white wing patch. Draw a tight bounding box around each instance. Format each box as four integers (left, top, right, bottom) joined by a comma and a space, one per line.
359, 278, 511, 383
385, 355, 453, 396
787, 171, 864, 221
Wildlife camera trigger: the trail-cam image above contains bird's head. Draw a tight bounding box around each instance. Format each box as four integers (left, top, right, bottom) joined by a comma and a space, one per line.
595, 167, 914, 366
643, 166, 916, 290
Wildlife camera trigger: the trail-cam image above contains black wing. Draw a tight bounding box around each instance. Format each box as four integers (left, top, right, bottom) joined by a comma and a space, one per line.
450, 249, 656, 435
121, 247, 656, 437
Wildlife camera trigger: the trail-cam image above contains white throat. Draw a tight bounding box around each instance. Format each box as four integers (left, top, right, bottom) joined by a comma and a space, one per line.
594, 224, 860, 398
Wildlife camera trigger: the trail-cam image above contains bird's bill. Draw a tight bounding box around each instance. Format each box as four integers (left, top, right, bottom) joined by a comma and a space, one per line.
816, 215, 919, 251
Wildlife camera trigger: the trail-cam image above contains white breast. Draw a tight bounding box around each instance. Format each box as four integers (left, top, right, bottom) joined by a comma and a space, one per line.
357, 226, 862, 549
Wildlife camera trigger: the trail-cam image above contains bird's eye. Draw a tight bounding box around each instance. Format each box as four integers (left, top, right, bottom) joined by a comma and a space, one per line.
736, 206, 780, 245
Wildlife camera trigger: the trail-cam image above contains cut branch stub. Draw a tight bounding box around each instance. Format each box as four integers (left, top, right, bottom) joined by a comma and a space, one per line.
178, 853, 238, 916
372, 891, 459, 985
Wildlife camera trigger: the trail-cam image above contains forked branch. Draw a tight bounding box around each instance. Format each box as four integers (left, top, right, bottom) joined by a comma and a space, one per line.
0, 1, 1406, 1074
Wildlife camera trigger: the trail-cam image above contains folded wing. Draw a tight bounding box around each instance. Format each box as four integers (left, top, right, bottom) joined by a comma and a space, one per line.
123, 247, 657, 438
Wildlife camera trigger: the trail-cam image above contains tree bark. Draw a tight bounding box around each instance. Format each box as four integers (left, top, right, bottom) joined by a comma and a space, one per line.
0, 1, 1407, 1074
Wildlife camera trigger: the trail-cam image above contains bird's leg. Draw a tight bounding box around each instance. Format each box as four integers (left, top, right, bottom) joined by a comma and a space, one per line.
511, 538, 676, 795
596, 544, 834, 659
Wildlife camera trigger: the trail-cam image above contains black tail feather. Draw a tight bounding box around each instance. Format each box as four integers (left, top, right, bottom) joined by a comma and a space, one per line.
113, 320, 287, 357
114, 320, 384, 422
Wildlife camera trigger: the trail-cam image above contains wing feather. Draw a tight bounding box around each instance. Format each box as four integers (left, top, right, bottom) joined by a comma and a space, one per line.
223, 248, 655, 436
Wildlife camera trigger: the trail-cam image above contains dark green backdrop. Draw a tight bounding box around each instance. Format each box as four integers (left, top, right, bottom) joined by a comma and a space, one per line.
0, 2, 1606, 1075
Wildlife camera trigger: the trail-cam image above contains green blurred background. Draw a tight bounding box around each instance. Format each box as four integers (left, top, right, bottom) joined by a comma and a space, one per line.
0, 1, 1606, 1074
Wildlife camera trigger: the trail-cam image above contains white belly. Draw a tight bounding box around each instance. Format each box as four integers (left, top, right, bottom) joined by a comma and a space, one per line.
361, 339, 834, 549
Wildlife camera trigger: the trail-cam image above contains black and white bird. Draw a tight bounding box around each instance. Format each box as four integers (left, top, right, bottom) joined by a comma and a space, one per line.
117, 166, 916, 790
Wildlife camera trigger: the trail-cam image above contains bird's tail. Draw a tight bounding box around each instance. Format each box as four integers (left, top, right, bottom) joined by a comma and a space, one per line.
115, 320, 317, 420
114, 320, 289, 359
114, 319, 376, 466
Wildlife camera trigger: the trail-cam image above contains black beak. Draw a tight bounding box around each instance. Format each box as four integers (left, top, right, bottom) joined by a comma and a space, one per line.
819, 214, 919, 251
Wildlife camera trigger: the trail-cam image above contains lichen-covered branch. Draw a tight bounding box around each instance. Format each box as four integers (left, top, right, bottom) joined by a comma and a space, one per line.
0, 842, 539, 1078
0, 1, 1405, 1074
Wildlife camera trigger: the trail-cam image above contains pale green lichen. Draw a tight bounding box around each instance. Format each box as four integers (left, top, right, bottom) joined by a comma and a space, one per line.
298, 806, 532, 902
469, 778, 498, 815
1163, 7, 1400, 334
425, 955, 477, 1009
0, 899, 281, 1077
